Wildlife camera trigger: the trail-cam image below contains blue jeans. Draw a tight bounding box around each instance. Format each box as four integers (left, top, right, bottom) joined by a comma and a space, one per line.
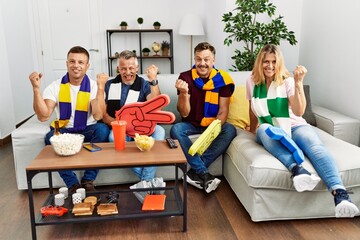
45, 122, 110, 188
108, 125, 165, 181
170, 122, 237, 174
256, 123, 344, 191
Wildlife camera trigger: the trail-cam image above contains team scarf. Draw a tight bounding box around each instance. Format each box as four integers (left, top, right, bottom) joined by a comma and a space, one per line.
50, 73, 91, 132
251, 81, 291, 136
192, 67, 234, 127
106, 75, 142, 118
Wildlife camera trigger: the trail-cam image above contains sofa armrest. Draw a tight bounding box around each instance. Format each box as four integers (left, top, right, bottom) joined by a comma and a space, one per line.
11, 114, 54, 189
312, 105, 360, 146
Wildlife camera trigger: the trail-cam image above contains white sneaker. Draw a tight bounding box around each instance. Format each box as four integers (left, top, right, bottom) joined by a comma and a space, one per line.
151, 177, 166, 194
333, 189, 360, 218
200, 172, 221, 193
130, 180, 151, 203
293, 174, 320, 192
205, 177, 221, 193
335, 200, 360, 218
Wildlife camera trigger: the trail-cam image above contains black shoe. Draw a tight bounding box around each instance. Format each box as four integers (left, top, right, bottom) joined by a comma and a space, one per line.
81, 180, 96, 192
199, 172, 221, 193
184, 169, 204, 189
69, 183, 81, 194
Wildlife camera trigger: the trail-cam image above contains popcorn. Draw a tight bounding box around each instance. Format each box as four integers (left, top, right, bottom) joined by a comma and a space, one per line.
50, 133, 84, 156
134, 133, 155, 151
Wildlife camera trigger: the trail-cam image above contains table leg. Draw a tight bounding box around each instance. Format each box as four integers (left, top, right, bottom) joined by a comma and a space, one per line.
27, 170, 37, 240
181, 164, 187, 232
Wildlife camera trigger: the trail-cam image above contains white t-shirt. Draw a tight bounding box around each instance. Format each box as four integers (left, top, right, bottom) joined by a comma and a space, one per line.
246, 76, 308, 127
43, 78, 98, 128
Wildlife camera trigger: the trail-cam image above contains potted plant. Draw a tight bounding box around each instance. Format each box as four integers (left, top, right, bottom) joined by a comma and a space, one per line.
161, 40, 170, 56
137, 17, 143, 29
142, 47, 151, 57
119, 21, 128, 30
222, 0, 297, 71
153, 21, 161, 30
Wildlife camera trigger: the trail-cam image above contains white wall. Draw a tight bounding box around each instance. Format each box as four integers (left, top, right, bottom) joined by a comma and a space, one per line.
300, 0, 360, 121
273, 0, 303, 71
0, 0, 35, 138
0, 5, 16, 138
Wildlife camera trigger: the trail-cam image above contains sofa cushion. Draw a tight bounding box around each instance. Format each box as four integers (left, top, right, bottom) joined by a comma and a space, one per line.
227, 85, 249, 129
303, 85, 317, 126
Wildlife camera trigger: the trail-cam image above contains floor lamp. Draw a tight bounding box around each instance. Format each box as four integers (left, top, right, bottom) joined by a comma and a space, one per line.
178, 14, 205, 68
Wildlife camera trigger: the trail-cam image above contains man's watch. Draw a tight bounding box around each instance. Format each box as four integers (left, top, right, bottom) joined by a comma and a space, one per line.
150, 79, 158, 86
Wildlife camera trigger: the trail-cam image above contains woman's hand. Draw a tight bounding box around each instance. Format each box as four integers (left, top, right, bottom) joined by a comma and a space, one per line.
293, 65, 307, 83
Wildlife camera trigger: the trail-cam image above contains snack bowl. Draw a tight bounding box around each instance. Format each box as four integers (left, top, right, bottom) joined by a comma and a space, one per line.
49, 133, 85, 156
134, 133, 155, 151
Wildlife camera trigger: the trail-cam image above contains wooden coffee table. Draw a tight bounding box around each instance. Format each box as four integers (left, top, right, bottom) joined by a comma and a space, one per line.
26, 140, 187, 240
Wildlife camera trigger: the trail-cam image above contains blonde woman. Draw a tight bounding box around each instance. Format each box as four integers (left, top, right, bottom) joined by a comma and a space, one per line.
246, 44, 359, 218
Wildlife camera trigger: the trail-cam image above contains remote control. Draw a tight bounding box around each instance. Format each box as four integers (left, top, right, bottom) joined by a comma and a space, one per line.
166, 138, 178, 148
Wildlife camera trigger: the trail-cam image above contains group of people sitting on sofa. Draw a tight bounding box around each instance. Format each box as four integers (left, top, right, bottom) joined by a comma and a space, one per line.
28, 42, 359, 217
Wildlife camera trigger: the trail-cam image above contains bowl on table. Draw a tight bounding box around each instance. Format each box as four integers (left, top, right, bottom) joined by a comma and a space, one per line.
134, 133, 155, 151
49, 133, 85, 156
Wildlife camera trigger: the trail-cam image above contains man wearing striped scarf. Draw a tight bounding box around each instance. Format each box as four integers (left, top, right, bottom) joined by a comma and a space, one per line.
29, 46, 110, 194
103, 50, 166, 203
170, 42, 237, 193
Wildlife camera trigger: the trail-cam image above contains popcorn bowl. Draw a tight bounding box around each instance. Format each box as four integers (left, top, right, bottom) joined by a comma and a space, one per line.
49, 133, 85, 156
134, 133, 155, 151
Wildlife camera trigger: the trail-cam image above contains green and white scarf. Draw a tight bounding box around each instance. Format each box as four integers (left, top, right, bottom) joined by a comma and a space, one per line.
252, 81, 291, 136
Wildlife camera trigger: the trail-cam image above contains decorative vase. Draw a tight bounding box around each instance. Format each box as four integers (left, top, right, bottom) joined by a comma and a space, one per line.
121, 26, 127, 30
162, 48, 170, 56
143, 52, 149, 57
138, 24, 142, 29
154, 26, 160, 30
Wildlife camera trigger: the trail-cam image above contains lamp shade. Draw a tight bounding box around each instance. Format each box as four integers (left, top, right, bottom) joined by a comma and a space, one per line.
178, 14, 205, 36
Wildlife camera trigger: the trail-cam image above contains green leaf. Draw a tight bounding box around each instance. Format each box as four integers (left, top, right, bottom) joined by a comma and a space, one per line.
222, 0, 297, 71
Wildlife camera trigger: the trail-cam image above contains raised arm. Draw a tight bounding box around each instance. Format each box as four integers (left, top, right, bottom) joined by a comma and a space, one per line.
288, 65, 307, 116
145, 64, 161, 100
175, 79, 190, 118
91, 73, 108, 121
29, 72, 55, 121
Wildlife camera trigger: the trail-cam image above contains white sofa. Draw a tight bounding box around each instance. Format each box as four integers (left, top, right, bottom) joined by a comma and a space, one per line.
12, 72, 360, 221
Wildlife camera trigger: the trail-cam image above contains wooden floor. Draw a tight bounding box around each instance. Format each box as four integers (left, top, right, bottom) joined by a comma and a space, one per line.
1, 142, 360, 240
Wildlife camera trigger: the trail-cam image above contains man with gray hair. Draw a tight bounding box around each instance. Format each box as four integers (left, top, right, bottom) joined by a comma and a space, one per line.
103, 50, 166, 203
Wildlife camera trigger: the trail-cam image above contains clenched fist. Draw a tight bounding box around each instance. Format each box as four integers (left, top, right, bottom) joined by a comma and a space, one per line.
293, 65, 307, 83
96, 73, 109, 88
175, 79, 189, 95
29, 72, 43, 89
